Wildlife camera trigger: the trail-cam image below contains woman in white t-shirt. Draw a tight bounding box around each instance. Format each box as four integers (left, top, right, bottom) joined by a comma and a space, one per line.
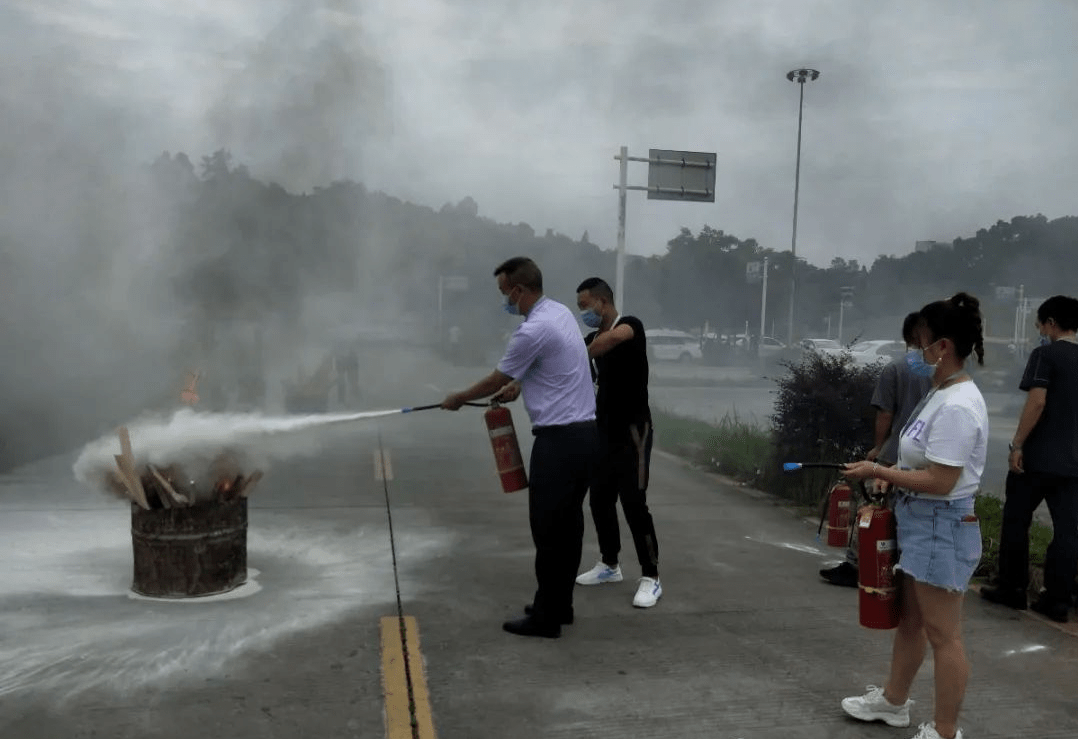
839, 293, 988, 739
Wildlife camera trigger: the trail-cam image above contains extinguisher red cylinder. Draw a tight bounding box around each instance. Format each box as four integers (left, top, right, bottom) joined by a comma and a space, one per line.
856, 504, 900, 629
826, 483, 853, 548
484, 405, 528, 493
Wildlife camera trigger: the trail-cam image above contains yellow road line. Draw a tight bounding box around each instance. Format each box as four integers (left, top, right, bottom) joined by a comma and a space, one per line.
380, 615, 436, 739
374, 449, 395, 481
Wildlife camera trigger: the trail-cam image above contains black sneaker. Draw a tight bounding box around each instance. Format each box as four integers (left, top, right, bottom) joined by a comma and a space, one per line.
980, 586, 1028, 611
1030, 596, 1069, 623
819, 561, 858, 588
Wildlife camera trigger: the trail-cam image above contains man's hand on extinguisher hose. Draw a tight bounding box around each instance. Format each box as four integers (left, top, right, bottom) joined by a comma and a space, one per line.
441, 392, 467, 411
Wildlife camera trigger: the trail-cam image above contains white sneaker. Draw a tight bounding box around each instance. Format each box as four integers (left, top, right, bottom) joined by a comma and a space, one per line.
910, 722, 962, 739
841, 685, 913, 727
632, 577, 662, 607
575, 561, 623, 585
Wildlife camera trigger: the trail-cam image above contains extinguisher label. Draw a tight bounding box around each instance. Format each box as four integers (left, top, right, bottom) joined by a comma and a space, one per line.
877, 539, 896, 552
837, 500, 850, 509
858, 509, 874, 528
489, 426, 515, 438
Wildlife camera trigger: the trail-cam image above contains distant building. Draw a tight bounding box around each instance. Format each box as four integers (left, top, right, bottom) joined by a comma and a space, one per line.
914, 240, 952, 253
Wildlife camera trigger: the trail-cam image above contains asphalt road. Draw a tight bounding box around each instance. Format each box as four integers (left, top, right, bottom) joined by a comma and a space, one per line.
0, 346, 1073, 738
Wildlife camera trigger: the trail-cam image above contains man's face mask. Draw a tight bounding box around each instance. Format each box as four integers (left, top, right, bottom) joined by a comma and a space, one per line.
580, 303, 603, 328
503, 286, 521, 316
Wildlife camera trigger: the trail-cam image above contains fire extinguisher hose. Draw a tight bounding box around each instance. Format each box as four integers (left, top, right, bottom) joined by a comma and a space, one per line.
401, 401, 489, 413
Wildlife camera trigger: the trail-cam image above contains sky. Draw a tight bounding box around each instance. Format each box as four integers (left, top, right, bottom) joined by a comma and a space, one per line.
5, 0, 1078, 267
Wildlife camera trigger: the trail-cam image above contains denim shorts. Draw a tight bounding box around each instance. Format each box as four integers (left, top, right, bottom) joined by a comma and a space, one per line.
894, 492, 982, 592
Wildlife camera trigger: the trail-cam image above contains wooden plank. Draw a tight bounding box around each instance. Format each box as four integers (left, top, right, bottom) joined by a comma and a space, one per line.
116, 427, 150, 510
239, 470, 263, 498
113, 455, 140, 504
148, 464, 189, 507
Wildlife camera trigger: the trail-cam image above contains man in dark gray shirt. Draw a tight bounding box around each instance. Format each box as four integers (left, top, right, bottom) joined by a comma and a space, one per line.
820, 312, 931, 586
982, 295, 1078, 622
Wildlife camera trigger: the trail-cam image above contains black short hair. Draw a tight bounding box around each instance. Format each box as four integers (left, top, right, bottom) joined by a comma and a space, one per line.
493, 257, 543, 292
901, 311, 923, 345
919, 292, 985, 365
576, 277, 614, 303
1036, 295, 1078, 332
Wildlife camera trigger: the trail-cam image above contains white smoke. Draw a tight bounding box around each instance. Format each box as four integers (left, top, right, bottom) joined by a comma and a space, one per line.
71, 407, 401, 494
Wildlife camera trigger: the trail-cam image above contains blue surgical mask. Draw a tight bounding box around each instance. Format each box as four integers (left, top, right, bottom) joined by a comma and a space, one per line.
906, 348, 937, 378
1040, 335, 1051, 346
580, 309, 602, 328
503, 290, 520, 316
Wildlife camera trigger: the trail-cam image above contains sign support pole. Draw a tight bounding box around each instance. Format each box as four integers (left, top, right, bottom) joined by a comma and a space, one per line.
615, 146, 628, 310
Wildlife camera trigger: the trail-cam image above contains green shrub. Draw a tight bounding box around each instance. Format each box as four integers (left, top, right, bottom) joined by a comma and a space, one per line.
765, 352, 882, 505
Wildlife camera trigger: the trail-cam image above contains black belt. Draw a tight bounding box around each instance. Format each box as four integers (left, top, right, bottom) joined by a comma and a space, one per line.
532, 420, 596, 437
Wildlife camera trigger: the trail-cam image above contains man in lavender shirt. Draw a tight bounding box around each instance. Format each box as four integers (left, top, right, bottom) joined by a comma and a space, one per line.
442, 257, 597, 638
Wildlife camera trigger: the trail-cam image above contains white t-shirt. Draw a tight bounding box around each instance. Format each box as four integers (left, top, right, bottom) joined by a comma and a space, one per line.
896, 380, 989, 501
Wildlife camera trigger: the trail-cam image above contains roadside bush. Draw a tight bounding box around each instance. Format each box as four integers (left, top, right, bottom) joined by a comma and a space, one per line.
764, 351, 882, 505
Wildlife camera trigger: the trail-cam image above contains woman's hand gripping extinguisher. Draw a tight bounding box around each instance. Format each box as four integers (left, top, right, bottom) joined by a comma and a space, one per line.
855, 482, 900, 629
484, 400, 528, 493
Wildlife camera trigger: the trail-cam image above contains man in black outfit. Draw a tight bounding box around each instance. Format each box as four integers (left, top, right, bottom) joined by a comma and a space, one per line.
573, 277, 662, 608
983, 295, 1078, 622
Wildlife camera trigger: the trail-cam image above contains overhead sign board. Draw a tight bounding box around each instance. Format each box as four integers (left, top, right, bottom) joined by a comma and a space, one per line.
646, 149, 716, 202
746, 261, 762, 284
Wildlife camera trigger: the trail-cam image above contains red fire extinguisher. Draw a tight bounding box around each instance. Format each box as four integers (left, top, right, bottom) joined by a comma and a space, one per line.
856, 503, 900, 629
825, 482, 853, 548
484, 402, 528, 493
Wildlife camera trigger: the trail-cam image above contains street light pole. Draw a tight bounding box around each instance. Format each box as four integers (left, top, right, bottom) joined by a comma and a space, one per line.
785, 68, 819, 346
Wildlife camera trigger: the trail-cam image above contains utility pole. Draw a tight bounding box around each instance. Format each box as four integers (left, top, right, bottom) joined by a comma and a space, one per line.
785, 68, 820, 346
615, 146, 628, 310
759, 256, 769, 343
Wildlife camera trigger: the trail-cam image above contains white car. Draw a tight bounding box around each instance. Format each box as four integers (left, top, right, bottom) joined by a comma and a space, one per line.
848, 340, 906, 366
758, 336, 787, 360
800, 338, 843, 356
645, 329, 703, 363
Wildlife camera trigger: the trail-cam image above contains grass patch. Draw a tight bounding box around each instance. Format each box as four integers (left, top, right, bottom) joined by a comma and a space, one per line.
974, 494, 1053, 583
652, 408, 772, 484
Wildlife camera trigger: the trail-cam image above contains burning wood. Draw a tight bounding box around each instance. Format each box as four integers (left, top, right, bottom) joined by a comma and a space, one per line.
106, 426, 263, 509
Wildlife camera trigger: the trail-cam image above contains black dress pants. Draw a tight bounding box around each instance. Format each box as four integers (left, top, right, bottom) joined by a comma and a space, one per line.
527, 421, 598, 624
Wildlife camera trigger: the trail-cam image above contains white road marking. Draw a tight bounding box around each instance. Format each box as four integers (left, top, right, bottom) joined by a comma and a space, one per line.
1002, 644, 1048, 656
744, 536, 827, 556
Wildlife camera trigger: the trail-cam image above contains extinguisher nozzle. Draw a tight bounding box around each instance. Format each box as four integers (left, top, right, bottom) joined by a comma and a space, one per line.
782, 462, 802, 472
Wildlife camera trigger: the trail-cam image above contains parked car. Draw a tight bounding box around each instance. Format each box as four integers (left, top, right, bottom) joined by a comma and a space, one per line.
645, 329, 703, 363
848, 340, 906, 366
758, 336, 787, 360
800, 337, 843, 356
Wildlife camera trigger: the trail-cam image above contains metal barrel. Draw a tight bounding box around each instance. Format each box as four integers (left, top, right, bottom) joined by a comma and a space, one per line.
130, 497, 248, 598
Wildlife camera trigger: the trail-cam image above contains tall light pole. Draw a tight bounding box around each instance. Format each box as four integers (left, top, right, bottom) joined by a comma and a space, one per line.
785, 67, 819, 346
